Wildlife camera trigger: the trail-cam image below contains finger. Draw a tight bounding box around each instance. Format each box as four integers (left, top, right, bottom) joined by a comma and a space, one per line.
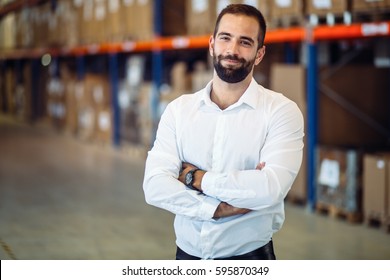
256, 162, 266, 170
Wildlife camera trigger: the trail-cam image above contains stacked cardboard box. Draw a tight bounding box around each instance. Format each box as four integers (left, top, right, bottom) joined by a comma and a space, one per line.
64, 73, 112, 144
363, 153, 390, 226
0, 12, 16, 49
46, 77, 66, 129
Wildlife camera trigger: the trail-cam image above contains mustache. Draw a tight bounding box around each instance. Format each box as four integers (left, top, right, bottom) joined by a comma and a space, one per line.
218, 54, 246, 63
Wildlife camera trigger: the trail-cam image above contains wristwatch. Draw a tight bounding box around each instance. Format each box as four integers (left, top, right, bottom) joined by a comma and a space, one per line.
185, 168, 200, 190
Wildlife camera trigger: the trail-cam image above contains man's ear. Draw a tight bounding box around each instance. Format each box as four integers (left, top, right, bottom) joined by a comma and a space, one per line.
255, 45, 266, 65
209, 35, 215, 57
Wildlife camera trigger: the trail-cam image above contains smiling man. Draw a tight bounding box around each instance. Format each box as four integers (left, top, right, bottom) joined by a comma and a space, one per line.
143, 4, 304, 260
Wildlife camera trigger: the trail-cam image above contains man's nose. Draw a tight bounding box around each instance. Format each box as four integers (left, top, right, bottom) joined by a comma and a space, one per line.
226, 40, 239, 55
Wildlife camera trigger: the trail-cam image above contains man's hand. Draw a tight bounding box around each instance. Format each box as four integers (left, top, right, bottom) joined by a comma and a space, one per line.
213, 202, 251, 219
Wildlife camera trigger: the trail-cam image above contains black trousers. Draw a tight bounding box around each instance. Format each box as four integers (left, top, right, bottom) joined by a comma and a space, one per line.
176, 240, 276, 260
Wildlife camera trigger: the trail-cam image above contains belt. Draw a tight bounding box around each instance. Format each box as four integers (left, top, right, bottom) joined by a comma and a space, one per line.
176, 240, 276, 260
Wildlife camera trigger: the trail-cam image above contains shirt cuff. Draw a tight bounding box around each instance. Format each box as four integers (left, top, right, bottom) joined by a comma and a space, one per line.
198, 195, 220, 220
201, 171, 223, 197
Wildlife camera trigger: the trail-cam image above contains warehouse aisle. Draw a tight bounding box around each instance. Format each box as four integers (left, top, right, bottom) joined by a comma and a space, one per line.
1, 115, 389, 260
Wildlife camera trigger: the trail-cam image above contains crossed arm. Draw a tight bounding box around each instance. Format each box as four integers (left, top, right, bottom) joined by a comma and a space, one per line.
178, 162, 266, 218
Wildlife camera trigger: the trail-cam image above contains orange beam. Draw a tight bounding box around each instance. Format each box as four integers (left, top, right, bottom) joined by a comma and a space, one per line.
313, 21, 390, 41
1, 21, 390, 60
265, 27, 306, 43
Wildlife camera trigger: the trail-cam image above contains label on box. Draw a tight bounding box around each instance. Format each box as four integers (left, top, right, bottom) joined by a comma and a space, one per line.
192, 0, 208, 13
73, 0, 83, 7
95, 1, 106, 21
276, 0, 292, 8
98, 111, 111, 131
377, 160, 385, 169
313, 0, 331, 9
123, 0, 135, 7
318, 158, 340, 188
109, 0, 120, 12
138, 0, 149, 6
93, 86, 104, 104
118, 88, 130, 109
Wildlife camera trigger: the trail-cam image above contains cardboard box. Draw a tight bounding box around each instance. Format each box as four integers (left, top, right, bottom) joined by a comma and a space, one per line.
243, 0, 271, 23
186, 0, 217, 35
363, 153, 390, 220
270, 0, 305, 18
306, 0, 349, 15
0, 13, 16, 49
15, 9, 34, 48
352, 0, 390, 12
79, 0, 101, 44
120, 0, 136, 40
270, 63, 307, 202
162, 0, 187, 36
316, 146, 362, 214
84, 74, 111, 109
94, 107, 113, 144
106, 0, 122, 41
46, 77, 66, 128
133, 0, 154, 41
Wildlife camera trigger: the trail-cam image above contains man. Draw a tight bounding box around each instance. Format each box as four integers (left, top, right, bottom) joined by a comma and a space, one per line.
143, 4, 304, 260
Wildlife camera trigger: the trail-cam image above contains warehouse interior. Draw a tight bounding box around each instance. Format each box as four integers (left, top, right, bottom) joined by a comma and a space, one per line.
1, 0, 390, 260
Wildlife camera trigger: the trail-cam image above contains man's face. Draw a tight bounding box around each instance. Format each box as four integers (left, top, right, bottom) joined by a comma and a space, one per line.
210, 14, 265, 83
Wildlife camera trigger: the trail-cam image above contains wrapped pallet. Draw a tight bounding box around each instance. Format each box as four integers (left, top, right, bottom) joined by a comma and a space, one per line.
316, 146, 363, 223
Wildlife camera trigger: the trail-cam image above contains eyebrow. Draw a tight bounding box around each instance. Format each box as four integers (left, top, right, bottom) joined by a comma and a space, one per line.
217, 32, 255, 44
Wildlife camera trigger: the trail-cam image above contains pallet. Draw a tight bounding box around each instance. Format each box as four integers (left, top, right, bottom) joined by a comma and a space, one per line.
316, 202, 362, 224
364, 213, 390, 234
285, 194, 306, 206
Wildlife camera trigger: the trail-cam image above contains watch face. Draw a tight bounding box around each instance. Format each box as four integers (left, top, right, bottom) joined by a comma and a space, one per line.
185, 171, 193, 186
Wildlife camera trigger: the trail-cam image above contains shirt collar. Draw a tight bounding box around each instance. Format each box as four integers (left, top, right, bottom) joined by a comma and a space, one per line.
199, 78, 259, 110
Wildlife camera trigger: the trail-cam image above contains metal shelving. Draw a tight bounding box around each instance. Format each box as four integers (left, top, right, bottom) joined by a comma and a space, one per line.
1, 21, 390, 59
1, 1, 390, 210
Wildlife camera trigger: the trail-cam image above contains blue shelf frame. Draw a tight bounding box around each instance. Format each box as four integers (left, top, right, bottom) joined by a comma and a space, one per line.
306, 42, 318, 211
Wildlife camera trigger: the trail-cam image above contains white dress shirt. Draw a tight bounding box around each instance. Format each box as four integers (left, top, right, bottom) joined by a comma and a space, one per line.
143, 78, 304, 259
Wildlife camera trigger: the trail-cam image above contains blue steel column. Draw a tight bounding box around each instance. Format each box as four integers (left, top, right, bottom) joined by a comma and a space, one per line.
109, 53, 120, 147
150, 0, 163, 146
76, 56, 85, 80
284, 42, 296, 64
31, 58, 40, 121
306, 41, 318, 211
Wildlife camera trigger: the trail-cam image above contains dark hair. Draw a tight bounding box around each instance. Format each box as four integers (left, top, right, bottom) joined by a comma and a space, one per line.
213, 4, 267, 49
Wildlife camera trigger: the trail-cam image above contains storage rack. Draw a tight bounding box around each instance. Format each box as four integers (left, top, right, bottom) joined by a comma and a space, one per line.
1, 0, 390, 210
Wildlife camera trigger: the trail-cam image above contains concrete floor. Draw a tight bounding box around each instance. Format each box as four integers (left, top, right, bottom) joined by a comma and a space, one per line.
1, 115, 390, 260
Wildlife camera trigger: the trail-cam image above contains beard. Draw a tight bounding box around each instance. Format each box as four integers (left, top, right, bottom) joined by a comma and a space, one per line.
213, 49, 256, 83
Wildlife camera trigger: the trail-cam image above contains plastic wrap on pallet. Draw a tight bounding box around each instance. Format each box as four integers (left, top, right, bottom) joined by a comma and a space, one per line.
316, 146, 362, 213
